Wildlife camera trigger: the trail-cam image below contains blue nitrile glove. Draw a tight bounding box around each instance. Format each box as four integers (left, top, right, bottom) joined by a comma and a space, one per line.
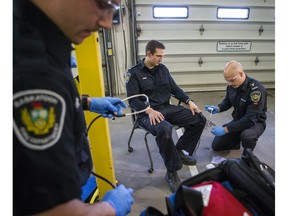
90, 97, 127, 118
102, 184, 134, 216
204, 105, 219, 114
211, 126, 226, 136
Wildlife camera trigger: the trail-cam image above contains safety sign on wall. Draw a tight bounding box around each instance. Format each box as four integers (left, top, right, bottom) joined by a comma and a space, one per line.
217, 41, 251, 52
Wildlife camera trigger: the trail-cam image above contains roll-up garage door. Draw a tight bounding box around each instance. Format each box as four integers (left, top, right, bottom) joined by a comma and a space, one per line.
133, 0, 275, 91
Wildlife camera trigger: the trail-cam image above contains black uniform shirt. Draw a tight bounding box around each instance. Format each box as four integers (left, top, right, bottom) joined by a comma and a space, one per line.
218, 75, 267, 133
13, 2, 92, 215
126, 59, 190, 110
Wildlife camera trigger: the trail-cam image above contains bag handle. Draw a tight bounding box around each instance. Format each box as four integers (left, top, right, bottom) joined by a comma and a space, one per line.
241, 148, 275, 189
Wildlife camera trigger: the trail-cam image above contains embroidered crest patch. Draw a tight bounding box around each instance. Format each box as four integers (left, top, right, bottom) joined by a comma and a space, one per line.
125, 73, 131, 83
250, 91, 261, 104
13, 89, 66, 150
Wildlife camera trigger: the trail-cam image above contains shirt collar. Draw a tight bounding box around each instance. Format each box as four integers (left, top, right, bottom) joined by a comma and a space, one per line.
238, 75, 249, 91
140, 58, 160, 71
139, 58, 146, 70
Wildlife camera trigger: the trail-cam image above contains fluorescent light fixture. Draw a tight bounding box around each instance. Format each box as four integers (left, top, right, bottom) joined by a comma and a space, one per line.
153, 6, 188, 18
217, 7, 249, 19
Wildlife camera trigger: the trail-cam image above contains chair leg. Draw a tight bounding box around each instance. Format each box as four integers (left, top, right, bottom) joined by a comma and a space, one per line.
127, 122, 139, 152
144, 132, 154, 173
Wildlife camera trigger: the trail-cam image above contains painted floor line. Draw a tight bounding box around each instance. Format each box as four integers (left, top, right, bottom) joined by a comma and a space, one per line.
175, 127, 199, 176
188, 165, 199, 176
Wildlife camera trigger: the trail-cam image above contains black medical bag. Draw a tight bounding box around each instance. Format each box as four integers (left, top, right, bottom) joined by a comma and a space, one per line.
168, 148, 275, 216
141, 149, 275, 216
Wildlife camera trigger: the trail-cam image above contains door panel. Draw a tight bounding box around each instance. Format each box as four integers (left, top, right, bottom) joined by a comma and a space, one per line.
134, 0, 275, 91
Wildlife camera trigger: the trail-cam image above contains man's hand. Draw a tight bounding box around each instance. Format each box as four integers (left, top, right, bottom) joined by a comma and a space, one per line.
145, 108, 165, 125
89, 97, 127, 118
211, 126, 228, 136
188, 100, 201, 115
204, 105, 219, 114
102, 184, 134, 216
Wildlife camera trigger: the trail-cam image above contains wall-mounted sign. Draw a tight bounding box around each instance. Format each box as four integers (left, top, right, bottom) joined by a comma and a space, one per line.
217, 41, 251, 52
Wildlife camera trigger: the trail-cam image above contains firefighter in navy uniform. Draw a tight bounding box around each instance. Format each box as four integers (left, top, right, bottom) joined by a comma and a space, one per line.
13, 0, 134, 215
126, 40, 206, 193
205, 60, 267, 151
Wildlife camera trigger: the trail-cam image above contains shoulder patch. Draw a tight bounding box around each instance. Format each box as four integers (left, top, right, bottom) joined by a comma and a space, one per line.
125, 72, 131, 83
13, 89, 66, 150
250, 90, 261, 104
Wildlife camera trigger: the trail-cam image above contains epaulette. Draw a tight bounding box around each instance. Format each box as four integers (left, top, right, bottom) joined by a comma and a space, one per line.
249, 82, 258, 91
129, 64, 138, 70
128, 62, 142, 72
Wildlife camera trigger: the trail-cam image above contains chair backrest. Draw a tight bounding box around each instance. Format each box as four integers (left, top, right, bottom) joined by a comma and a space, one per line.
129, 108, 156, 135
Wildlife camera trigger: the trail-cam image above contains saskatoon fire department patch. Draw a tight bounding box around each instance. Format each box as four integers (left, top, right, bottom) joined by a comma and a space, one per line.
13, 89, 66, 150
250, 90, 261, 104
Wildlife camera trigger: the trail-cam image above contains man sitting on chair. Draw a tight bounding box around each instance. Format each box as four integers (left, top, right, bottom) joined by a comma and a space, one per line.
125, 40, 206, 192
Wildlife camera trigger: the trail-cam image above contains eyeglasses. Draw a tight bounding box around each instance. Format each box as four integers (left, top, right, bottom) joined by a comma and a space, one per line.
225, 72, 239, 83
96, 0, 120, 14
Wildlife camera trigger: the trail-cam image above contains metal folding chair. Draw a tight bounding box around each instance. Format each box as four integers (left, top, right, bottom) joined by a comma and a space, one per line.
127, 111, 156, 173
127, 98, 182, 173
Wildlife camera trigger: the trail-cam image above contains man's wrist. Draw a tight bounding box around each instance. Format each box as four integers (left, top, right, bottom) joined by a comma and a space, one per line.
145, 107, 154, 114
82, 94, 90, 110
186, 99, 194, 105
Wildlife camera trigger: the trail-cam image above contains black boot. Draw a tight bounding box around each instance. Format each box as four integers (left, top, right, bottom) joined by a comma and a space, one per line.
177, 148, 197, 166
165, 171, 181, 192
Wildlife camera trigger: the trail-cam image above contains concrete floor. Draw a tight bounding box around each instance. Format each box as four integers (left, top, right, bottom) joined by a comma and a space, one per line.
108, 90, 275, 216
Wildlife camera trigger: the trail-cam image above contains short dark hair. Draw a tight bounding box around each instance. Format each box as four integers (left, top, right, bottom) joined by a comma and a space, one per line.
145, 40, 165, 56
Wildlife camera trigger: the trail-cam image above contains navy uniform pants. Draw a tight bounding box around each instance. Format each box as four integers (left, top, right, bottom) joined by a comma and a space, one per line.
138, 104, 206, 172
212, 120, 266, 151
